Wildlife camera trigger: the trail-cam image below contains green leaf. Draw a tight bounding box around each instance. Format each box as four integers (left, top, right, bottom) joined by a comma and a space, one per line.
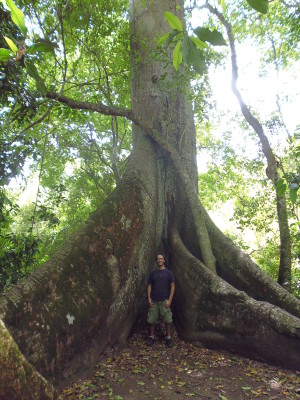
173, 40, 182, 71
4, 36, 18, 53
35, 79, 47, 95
290, 188, 298, 204
3, 0, 27, 37
277, 178, 287, 197
246, 0, 268, 14
277, 184, 287, 197
27, 41, 57, 55
164, 11, 183, 32
165, 29, 182, 46
157, 32, 170, 47
0, 48, 13, 61
25, 59, 47, 94
181, 35, 190, 62
25, 59, 40, 80
189, 36, 207, 50
277, 178, 285, 187
194, 27, 226, 46
181, 35, 206, 74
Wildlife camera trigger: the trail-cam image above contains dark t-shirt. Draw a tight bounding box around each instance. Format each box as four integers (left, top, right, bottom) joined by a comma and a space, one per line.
147, 268, 175, 302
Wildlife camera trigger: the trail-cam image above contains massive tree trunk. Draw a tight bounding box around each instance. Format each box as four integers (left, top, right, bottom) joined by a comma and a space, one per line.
0, 0, 300, 398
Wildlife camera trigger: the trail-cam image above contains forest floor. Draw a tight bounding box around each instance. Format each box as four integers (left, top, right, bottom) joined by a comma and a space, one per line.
59, 328, 300, 400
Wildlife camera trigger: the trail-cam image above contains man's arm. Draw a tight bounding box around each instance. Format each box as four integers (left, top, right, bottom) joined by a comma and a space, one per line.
165, 282, 175, 308
147, 284, 153, 307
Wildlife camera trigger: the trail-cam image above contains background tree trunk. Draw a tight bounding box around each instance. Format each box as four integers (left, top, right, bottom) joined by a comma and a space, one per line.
206, 3, 292, 291
0, 0, 300, 398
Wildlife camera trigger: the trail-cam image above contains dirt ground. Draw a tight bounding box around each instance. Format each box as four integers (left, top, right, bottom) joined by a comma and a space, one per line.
60, 329, 300, 400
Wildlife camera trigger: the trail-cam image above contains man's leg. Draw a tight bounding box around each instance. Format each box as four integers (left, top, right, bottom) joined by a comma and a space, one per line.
166, 323, 171, 338
165, 322, 173, 348
147, 303, 158, 346
160, 302, 173, 348
150, 323, 156, 337
147, 323, 156, 346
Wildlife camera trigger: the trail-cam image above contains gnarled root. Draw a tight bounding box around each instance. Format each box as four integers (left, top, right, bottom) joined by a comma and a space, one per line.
170, 230, 300, 370
0, 175, 160, 385
0, 319, 59, 400
202, 205, 300, 319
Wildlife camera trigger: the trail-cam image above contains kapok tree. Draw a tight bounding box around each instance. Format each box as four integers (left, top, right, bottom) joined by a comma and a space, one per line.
0, 0, 299, 399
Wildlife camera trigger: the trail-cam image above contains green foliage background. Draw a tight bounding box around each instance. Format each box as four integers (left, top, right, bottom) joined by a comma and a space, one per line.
0, 0, 299, 295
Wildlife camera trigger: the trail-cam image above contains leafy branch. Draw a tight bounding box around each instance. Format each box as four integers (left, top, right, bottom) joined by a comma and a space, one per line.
160, 0, 269, 74
159, 11, 226, 73
0, 0, 57, 93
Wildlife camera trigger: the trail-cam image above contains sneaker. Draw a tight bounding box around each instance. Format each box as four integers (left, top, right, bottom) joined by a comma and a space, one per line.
147, 336, 155, 346
166, 338, 173, 348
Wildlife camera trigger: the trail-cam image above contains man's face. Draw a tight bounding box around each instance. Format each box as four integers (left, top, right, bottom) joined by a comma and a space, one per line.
156, 255, 165, 267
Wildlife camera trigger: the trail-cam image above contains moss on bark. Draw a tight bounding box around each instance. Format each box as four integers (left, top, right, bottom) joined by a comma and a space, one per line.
0, 178, 156, 381
0, 319, 59, 400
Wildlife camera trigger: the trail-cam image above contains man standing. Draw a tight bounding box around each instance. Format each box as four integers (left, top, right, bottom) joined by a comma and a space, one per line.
147, 254, 175, 348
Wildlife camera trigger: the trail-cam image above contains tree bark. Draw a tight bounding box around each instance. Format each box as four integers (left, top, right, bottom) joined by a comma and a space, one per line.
170, 230, 300, 369
0, 320, 59, 400
0, 175, 161, 379
0, 0, 300, 398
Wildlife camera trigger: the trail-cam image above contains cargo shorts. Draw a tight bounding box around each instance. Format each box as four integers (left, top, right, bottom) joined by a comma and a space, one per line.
147, 300, 173, 324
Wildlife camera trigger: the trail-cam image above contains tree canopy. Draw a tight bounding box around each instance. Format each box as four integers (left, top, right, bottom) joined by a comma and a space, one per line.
1, 0, 299, 293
